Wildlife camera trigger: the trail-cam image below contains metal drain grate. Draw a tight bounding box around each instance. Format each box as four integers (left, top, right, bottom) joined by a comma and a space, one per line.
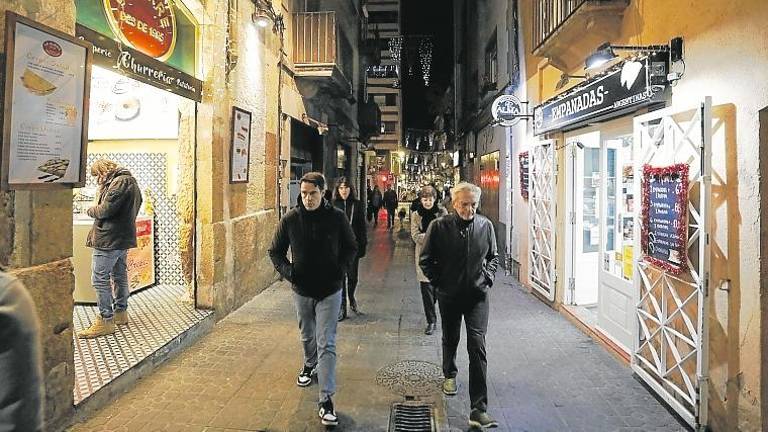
388, 402, 436, 432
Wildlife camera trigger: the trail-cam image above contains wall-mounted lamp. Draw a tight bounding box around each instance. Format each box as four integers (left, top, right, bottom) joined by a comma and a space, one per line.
251, 0, 285, 34
585, 37, 683, 71
553, 141, 585, 151
554, 73, 587, 91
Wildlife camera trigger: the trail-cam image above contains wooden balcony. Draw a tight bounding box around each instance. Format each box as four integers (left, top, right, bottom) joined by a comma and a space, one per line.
532, 0, 630, 71
293, 11, 353, 98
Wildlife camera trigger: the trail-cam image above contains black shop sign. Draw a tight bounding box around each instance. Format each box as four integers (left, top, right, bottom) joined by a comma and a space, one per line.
533, 58, 666, 135
641, 164, 689, 274
76, 25, 203, 102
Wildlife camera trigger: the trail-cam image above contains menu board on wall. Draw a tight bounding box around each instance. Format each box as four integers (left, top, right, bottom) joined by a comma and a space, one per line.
519, 151, 529, 200
88, 66, 179, 140
641, 163, 689, 274
2, 12, 92, 189
229, 107, 252, 183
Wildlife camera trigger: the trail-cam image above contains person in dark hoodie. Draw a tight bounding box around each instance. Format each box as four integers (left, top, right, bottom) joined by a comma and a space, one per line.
332, 177, 367, 321
78, 159, 143, 339
419, 182, 499, 429
269, 172, 357, 427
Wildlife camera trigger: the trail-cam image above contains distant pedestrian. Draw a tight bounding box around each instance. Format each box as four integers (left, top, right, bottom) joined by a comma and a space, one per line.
366, 185, 374, 222
269, 172, 358, 427
442, 186, 453, 212
383, 184, 399, 229
332, 177, 367, 321
0, 269, 44, 432
410, 185, 447, 335
419, 182, 500, 429
78, 159, 143, 339
371, 185, 383, 226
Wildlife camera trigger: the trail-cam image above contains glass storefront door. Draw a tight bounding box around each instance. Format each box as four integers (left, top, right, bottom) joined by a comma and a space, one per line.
596, 134, 635, 352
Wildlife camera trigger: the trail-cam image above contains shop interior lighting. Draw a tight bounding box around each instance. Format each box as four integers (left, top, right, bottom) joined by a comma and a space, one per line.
585, 37, 683, 71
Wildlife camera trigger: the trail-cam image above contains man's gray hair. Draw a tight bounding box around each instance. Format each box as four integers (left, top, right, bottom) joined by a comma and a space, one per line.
451, 182, 482, 201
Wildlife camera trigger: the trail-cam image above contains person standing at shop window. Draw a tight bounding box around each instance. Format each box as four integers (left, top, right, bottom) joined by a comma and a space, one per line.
0, 268, 44, 431
78, 159, 143, 339
410, 185, 447, 335
332, 177, 367, 321
419, 182, 500, 429
269, 172, 358, 427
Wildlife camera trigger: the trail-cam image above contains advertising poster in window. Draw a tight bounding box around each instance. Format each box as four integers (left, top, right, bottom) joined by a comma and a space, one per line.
88, 67, 179, 140
230, 107, 252, 183
641, 163, 689, 274
126, 217, 155, 291
2, 12, 92, 189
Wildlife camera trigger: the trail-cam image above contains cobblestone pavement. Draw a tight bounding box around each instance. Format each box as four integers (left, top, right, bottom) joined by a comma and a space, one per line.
69, 218, 689, 432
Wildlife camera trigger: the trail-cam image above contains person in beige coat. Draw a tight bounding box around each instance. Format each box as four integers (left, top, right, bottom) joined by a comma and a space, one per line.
411, 185, 448, 335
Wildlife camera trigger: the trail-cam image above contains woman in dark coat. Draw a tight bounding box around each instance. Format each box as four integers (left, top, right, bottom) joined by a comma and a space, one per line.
410, 185, 447, 335
332, 177, 367, 321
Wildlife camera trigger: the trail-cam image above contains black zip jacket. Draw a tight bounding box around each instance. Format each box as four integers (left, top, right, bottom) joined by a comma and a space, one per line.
333, 198, 368, 257
419, 213, 499, 299
86, 169, 143, 250
269, 199, 358, 299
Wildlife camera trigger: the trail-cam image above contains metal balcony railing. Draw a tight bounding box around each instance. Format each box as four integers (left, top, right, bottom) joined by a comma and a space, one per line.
293, 12, 337, 65
532, 0, 587, 51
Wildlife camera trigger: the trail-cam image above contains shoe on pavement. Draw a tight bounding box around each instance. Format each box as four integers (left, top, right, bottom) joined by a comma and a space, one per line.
349, 300, 361, 315
468, 409, 498, 429
338, 305, 347, 322
114, 310, 129, 326
77, 316, 116, 339
424, 323, 436, 335
296, 365, 316, 387
443, 377, 458, 396
318, 398, 339, 426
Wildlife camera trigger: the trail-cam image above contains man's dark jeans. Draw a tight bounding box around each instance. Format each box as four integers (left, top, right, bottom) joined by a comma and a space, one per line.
386, 208, 396, 227
438, 293, 489, 412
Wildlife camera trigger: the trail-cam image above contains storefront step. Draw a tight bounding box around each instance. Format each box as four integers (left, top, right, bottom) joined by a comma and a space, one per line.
70, 284, 215, 425
559, 304, 631, 365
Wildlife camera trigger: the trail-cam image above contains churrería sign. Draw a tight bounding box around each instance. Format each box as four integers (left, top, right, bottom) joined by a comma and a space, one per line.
75, 0, 201, 101
533, 58, 667, 135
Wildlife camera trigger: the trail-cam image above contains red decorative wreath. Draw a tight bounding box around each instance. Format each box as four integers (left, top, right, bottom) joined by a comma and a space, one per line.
641, 163, 690, 274
519, 151, 529, 201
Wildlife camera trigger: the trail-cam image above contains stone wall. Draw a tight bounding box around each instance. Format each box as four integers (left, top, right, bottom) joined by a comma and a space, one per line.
1, 2, 78, 430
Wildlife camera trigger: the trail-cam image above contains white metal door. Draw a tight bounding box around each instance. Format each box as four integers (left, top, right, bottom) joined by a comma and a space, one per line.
632, 98, 711, 429
529, 140, 556, 301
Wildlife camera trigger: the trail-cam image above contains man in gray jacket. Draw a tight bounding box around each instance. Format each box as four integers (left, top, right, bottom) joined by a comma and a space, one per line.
78, 159, 143, 339
419, 182, 499, 429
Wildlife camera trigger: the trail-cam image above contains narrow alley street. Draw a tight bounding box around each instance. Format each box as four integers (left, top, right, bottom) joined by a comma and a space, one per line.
68, 219, 688, 432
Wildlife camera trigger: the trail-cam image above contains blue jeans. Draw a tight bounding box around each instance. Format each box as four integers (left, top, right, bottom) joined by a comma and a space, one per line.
293, 290, 342, 403
92, 248, 129, 319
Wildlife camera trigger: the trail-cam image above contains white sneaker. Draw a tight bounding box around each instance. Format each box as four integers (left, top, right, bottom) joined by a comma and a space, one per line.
318, 398, 338, 426
296, 365, 316, 387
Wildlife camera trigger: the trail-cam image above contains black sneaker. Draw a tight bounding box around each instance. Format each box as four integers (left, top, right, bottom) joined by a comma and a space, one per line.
468, 409, 498, 429
296, 365, 316, 387
318, 398, 339, 426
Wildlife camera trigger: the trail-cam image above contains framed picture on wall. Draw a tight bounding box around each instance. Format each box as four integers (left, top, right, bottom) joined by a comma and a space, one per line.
229, 106, 252, 184
2, 11, 93, 190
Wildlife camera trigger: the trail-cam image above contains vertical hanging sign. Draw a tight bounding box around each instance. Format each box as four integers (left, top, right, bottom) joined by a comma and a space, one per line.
641, 163, 689, 274
519, 151, 529, 200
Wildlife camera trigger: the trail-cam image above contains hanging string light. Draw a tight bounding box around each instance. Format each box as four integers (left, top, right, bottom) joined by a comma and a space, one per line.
388, 36, 403, 87
419, 38, 433, 86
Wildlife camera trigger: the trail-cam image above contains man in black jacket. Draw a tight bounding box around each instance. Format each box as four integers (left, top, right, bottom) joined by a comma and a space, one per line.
419, 182, 499, 429
383, 184, 399, 229
78, 159, 143, 339
269, 172, 357, 427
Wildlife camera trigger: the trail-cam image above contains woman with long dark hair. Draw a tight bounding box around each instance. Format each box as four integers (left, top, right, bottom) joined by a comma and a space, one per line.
410, 185, 447, 334
332, 177, 367, 321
